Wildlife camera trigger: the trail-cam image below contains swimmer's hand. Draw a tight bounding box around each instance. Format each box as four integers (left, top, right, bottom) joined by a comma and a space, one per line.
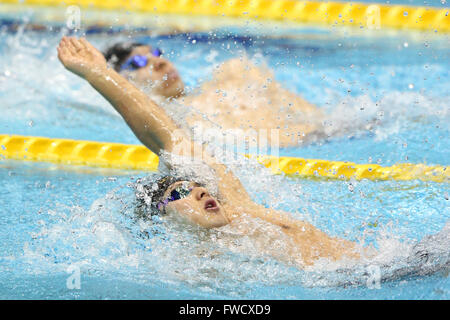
57, 36, 107, 79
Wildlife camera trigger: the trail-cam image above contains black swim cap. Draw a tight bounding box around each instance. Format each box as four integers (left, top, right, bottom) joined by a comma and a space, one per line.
134, 175, 184, 217
103, 42, 147, 71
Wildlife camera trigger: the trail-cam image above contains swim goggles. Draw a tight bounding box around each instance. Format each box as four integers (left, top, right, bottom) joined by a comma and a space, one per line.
158, 182, 193, 210
120, 48, 163, 71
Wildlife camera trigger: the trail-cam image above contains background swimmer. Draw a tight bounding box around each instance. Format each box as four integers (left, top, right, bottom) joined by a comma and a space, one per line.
57, 36, 449, 273
103, 41, 325, 147
104, 42, 185, 99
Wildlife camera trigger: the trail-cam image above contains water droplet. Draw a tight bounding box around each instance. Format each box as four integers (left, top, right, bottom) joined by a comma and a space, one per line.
403, 42, 408, 47
403, 11, 408, 16
408, 83, 414, 89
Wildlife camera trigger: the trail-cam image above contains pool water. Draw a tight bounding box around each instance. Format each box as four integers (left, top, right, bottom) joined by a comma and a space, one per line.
0, 5, 449, 299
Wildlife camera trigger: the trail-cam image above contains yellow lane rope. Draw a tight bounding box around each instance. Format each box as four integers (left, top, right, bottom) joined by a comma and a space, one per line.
1, 134, 448, 182
254, 155, 448, 182
1, 0, 448, 33
0, 134, 160, 171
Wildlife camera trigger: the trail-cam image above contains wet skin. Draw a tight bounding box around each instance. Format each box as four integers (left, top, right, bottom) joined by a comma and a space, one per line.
161, 181, 230, 228
57, 36, 361, 267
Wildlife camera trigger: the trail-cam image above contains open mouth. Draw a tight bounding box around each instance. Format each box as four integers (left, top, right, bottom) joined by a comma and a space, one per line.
204, 199, 219, 212
167, 70, 179, 81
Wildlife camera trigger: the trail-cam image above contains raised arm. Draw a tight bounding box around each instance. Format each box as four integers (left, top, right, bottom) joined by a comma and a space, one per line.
57, 36, 185, 155
57, 37, 364, 264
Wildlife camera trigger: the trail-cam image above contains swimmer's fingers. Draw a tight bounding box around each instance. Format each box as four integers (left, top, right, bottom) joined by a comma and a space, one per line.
58, 38, 68, 54
69, 37, 84, 52
79, 37, 94, 50
57, 39, 70, 61
79, 37, 103, 57
57, 48, 73, 69
57, 37, 80, 72
56, 46, 64, 60
57, 37, 67, 52
61, 36, 77, 56
57, 36, 107, 77
60, 36, 70, 50
79, 37, 107, 64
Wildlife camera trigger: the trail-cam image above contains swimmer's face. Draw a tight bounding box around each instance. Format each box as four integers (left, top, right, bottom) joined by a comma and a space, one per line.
121, 45, 184, 98
160, 181, 229, 229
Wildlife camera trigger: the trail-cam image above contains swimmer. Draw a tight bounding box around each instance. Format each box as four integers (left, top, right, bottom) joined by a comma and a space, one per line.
103, 41, 325, 147
57, 37, 449, 273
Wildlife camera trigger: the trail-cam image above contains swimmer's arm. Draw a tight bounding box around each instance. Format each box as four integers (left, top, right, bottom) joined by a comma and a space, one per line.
57, 36, 186, 155
85, 68, 186, 154
253, 207, 361, 263
58, 37, 255, 203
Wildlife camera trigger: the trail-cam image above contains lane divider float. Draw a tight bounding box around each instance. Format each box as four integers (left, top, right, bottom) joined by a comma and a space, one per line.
1, 134, 448, 182
1, 0, 449, 33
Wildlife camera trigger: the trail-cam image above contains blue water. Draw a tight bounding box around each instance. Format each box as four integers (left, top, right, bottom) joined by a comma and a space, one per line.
0, 5, 449, 299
